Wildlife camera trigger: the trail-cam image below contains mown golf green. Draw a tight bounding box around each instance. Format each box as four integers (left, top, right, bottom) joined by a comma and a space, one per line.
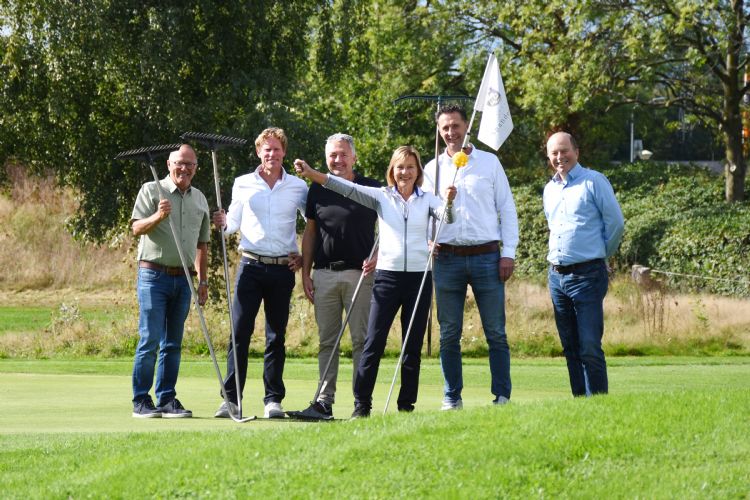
1, 357, 748, 498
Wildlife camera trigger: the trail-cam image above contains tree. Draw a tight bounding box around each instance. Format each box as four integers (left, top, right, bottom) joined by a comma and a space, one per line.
604, 0, 749, 202
440, 0, 749, 202
0, 1, 322, 241
438, 0, 636, 164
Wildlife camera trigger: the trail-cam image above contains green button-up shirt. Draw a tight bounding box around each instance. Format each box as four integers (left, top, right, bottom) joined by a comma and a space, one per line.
132, 176, 210, 266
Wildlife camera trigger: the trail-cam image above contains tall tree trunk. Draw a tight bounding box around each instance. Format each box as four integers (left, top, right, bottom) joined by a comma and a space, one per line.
723, 125, 746, 202
723, 0, 746, 202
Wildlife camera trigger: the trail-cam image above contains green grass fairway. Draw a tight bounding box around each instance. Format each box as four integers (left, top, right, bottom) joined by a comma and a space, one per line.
0, 306, 52, 334
1, 357, 748, 497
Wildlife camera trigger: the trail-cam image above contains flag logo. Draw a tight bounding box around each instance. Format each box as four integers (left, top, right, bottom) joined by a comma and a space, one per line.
487, 89, 502, 107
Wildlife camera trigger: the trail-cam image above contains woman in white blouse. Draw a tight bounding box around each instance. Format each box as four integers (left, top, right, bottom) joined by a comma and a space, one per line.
294, 146, 456, 418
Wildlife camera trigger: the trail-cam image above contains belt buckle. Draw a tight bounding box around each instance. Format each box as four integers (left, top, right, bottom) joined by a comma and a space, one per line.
329, 261, 346, 271
554, 264, 572, 274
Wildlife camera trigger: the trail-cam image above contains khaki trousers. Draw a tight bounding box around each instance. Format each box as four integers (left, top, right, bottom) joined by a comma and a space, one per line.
313, 268, 374, 405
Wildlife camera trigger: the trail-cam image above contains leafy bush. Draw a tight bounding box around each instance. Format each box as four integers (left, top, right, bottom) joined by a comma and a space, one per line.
512, 161, 750, 296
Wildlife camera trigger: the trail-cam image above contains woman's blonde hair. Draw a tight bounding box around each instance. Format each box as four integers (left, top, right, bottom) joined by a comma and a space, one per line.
386, 145, 423, 187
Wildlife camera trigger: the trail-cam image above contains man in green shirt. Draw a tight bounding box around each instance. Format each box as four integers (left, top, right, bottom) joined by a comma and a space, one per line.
130, 144, 210, 418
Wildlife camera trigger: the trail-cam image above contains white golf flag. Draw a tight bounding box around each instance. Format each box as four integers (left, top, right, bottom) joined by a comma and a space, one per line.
476, 53, 513, 150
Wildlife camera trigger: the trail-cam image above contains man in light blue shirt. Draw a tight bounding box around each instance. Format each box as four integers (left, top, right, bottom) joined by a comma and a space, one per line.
543, 132, 624, 396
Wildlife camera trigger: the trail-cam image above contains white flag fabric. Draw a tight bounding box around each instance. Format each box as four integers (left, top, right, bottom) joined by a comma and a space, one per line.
476, 53, 513, 151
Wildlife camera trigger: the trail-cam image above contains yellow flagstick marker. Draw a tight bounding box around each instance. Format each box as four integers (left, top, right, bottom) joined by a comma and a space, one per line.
452, 151, 469, 168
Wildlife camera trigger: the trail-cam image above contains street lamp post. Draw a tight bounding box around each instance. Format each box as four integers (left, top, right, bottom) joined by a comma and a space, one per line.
630, 109, 635, 163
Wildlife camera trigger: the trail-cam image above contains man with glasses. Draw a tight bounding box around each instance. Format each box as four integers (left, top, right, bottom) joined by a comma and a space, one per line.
289, 133, 379, 420
130, 144, 210, 418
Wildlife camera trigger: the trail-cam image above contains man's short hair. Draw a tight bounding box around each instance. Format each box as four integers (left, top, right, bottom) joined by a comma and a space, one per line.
326, 133, 356, 157
255, 127, 288, 152
435, 104, 468, 123
548, 131, 578, 150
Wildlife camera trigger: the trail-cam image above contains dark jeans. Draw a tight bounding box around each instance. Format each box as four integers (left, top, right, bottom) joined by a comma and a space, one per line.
548, 259, 609, 396
353, 270, 432, 410
224, 257, 295, 404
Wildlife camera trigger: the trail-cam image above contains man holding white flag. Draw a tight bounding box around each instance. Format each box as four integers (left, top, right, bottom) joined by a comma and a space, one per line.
423, 93, 518, 408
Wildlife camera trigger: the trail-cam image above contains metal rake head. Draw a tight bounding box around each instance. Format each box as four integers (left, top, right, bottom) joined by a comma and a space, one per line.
180, 132, 247, 150
393, 94, 474, 105
114, 144, 183, 163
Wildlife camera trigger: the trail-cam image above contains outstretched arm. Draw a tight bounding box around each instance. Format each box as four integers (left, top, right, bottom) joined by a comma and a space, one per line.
293, 159, 328, 185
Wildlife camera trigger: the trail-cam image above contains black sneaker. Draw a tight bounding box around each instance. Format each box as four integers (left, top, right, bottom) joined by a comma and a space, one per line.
397, 404, 415, 413
157, 398, 192, 418
350, 405, 371, 420
132, 396, 162, 418
290, 401, 334, 421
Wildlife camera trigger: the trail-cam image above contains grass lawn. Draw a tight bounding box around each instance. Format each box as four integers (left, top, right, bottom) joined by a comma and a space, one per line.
0, 304, 132, 336
0, 306, 51, 334
1, 357, 748, 498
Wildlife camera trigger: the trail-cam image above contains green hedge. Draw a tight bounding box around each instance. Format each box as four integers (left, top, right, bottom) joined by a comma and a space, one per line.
510, 162, 750, 296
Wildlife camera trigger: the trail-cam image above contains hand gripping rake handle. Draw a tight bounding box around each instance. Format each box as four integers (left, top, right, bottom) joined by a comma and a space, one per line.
382, 167, 461, 416
116, 144, 253, 422
310, 236, 380, 405
180, 131, 249, 420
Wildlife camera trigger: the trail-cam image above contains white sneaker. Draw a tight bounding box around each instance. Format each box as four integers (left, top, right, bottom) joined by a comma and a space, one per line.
493, 396, 510, 406
440, 399, 463, 411
264, 401, 285, 419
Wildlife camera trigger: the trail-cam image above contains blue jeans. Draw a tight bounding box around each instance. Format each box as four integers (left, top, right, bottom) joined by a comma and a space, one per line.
224, 257, 295, 404
548, 260, 609, 396
132, 268, 192, 405
434, 250, 511, 402
353, 270, 432, 410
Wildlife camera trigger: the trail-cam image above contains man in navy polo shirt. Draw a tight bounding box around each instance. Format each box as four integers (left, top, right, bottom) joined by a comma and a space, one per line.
292, 133, 379, 420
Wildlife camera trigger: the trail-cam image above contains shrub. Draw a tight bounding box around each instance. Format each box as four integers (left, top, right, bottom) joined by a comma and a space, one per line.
512, 161, 750, 296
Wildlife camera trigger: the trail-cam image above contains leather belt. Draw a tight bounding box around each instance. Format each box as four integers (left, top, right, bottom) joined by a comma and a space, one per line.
552, 259, 604, 274
316, 261, 359, 271
242, 251, 290, 266
438, 242, 499, 256
139, 260, 195, 276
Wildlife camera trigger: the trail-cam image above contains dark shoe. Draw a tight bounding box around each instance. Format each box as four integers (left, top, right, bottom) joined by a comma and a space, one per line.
157, 398, 192, 418
289, 401, 334, 421
350, 405, 371, 420
132, 396, 162, 418
397, 404, 415, 413
214, 401, 239, 418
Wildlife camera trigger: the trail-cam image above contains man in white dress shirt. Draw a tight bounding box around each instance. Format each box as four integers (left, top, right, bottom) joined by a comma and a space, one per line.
422, 104, 519, 410
212, 127, 307, 419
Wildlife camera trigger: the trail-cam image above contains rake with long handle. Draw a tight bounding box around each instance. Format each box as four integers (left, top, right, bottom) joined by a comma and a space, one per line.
180, 132, 249, 420
115, 144, 253, 423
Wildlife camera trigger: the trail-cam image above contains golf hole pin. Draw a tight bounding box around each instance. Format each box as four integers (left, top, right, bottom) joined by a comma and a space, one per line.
453, 151, 468, 168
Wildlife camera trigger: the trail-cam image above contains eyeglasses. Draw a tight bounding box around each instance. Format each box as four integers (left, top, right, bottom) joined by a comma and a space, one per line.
171, 161, 197, 168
